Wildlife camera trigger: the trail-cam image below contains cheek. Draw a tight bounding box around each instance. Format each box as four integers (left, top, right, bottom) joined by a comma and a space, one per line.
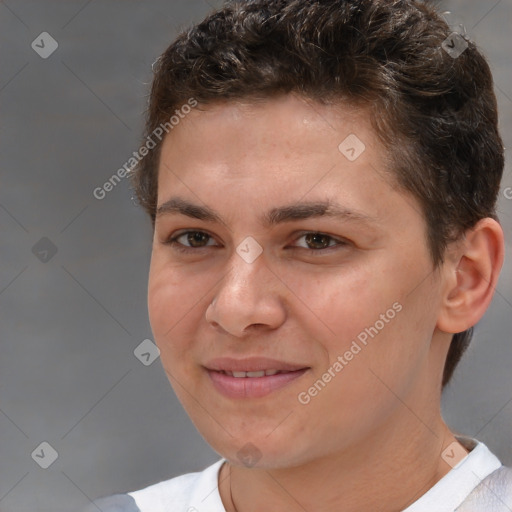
282, 262, 388, 348
148, 262, 173, 339
147, 256, 203, 351
293, 253, 434, 388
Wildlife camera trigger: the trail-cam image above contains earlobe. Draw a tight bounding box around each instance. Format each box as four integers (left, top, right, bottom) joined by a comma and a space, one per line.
437, 218, 505, 334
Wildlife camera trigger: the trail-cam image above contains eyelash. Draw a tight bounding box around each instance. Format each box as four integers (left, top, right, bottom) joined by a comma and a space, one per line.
163, 230, 348, 254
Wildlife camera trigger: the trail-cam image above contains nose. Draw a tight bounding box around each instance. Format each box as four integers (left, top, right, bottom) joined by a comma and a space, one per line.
205, 248, 287, 337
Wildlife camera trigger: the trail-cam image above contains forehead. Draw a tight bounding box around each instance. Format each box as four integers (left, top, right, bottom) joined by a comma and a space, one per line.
154, 94, 418, 230
157, 94, 386, 184
159, 94, 373, 157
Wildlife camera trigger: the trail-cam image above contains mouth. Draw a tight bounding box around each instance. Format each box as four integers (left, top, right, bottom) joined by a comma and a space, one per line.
218, 369, 290, 377
205, 357, 310, 398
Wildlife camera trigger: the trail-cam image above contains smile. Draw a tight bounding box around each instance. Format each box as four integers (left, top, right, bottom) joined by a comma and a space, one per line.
205, 365, 309, 399
221, 369, 283, 377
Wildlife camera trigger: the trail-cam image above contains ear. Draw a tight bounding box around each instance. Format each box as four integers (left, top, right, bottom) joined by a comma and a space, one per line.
436, 218, 505, 334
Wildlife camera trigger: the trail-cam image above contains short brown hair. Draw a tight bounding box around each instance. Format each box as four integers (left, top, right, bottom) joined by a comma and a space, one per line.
131, 0, 504, 388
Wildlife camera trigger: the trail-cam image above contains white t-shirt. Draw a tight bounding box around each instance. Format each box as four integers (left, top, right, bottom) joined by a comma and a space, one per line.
126, 437, 502, 512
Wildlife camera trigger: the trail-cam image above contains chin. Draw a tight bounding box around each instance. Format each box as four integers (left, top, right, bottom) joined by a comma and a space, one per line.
200, 427, 311, 470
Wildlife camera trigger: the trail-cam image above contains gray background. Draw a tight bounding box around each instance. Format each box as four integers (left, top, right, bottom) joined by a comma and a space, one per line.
0, 1, 510, 511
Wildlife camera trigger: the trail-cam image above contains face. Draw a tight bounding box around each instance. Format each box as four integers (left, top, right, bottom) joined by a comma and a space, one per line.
148, 94, 447, 469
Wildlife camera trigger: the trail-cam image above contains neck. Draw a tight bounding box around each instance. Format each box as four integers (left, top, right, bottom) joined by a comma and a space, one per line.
219, 415, 463, 512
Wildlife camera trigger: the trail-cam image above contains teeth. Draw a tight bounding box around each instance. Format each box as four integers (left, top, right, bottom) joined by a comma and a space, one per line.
246, 371, 266, 377
224, 369, 281, 378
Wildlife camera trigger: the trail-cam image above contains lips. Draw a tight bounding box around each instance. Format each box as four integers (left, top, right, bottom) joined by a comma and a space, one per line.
205, 357, 308, 373
222, 369, 281, 377
205, 357, 309, 398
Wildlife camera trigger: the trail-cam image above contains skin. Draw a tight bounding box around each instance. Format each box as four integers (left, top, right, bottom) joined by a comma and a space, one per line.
147, 93, 504, 512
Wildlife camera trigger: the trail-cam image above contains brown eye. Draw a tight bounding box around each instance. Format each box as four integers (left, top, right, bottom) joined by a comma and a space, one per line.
185, 231, 211, 247
304, 233, 333, 250
293, 232, 345, 251
164, 230, 218, 252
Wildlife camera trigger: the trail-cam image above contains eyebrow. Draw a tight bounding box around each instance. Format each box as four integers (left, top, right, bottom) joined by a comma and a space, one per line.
156, 196, 378, 228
